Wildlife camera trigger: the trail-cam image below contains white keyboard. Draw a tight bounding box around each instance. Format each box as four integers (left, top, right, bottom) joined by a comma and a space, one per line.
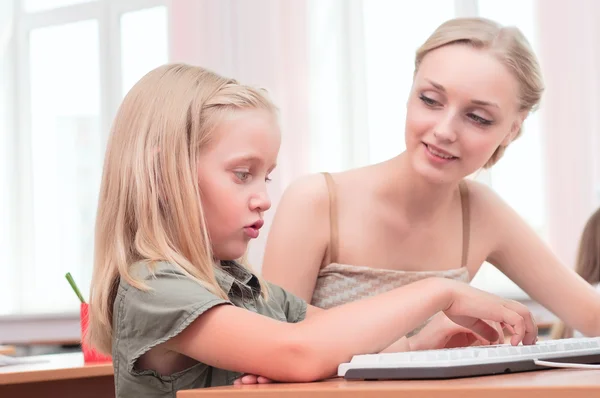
338, 337, 600, 380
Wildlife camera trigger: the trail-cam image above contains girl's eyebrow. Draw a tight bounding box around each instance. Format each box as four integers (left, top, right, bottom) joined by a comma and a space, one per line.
226, 154, 262, 164
226, 153, 277, 170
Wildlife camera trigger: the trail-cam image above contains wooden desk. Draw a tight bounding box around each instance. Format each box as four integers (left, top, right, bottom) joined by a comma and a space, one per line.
178, 369, 600, 398
0, 345, 16, 355
0, 352, 114, 398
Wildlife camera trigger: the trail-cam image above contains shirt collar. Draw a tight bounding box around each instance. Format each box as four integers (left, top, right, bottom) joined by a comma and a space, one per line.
215, 260, 261, 297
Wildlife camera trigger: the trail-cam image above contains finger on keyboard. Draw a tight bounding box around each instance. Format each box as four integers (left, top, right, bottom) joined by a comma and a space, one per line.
503, 300, 537, 345
467, 319, 499, 343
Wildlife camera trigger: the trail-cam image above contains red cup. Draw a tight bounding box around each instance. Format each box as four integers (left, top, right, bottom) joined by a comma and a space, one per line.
80, 303, 112, 363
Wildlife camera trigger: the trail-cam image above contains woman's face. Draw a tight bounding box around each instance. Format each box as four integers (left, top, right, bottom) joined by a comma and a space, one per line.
405, 44, 525, 184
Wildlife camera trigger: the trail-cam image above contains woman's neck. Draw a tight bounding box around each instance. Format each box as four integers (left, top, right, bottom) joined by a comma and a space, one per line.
378, 152, 461, 224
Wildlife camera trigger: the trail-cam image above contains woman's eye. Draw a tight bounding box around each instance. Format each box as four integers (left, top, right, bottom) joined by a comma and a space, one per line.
419, 94, 439, 107
468, 113, 493, 126
234, 171, 250, 181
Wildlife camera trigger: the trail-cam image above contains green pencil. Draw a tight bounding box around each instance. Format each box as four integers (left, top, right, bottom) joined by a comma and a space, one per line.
65, 272, 86, 304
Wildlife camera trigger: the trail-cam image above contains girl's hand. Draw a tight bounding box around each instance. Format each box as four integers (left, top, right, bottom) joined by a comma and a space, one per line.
233, 374, 273, 385
409, 312, 497, 351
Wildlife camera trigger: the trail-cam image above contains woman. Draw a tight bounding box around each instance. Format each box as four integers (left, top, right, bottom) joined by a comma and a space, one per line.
262, 17, 600, 338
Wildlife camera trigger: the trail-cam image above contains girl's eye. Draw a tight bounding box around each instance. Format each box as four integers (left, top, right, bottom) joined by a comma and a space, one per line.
265, 175, 272, 183
234, 171, 250, 181
419, 94, 439, 107
468, 113, 493, 126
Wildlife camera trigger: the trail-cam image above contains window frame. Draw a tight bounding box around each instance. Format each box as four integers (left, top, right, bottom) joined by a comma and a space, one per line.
0, 0, 169, 343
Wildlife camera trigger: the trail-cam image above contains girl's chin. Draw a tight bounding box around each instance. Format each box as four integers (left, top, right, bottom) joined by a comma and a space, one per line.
213, 245, 249, 262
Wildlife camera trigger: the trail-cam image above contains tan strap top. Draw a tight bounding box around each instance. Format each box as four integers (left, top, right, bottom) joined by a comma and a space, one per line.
321, 172, 470, 268
322, 172, 340, 265
458, 180, 470, 268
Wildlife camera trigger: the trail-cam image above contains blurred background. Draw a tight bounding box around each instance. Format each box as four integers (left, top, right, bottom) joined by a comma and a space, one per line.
0, 0, 598, 348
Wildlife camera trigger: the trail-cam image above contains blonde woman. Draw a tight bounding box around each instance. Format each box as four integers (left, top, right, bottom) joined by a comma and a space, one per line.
263, 17, 600, 338
551, 207, 600, 339
88, 63, 536, 396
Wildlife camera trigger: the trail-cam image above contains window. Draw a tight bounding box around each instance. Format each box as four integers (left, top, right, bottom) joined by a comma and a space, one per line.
0, 0, 17, 315
24, 0, 94, 13
120, 6, 169, 97
26, 19, 102, 313
0, 0, 169, 317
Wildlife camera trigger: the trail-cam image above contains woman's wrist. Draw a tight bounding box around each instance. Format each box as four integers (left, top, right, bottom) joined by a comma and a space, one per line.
406, 335, 417, 351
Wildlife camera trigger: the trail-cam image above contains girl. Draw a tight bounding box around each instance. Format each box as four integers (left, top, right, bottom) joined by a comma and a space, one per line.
262, 17, 600, 337
551, 207, 600, 339
87, 64, 536, 397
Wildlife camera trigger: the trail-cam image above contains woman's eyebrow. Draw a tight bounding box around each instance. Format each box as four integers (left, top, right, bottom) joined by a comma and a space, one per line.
425, 78, 499, 108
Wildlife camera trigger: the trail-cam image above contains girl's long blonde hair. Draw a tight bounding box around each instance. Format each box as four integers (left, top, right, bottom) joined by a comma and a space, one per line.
88, 64, 277, 354
414, 17, 545, 168
551, 207, 600, 339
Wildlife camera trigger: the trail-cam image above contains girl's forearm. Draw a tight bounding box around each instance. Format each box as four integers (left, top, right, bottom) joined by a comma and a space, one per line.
291, 277, 450, 379
380, 336, 411, 353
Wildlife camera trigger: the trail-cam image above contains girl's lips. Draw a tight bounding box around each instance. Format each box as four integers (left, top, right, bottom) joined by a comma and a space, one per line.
251, 219, 264, 229
244, 227, 259, 239
243, 219, 263, 239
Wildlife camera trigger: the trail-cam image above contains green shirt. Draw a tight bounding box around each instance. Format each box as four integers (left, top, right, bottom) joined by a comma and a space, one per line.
112, 261, 307, 398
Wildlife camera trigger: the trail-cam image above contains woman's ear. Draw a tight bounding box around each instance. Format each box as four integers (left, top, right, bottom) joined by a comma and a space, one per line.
502, 112, 528, 147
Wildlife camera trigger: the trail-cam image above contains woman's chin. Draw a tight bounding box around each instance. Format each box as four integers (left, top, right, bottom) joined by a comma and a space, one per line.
411, 159, 457, 185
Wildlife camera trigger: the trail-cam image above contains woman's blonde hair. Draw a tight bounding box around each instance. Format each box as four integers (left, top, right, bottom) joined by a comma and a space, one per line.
88, 64, 277, 354
551, 207, 600, 339
414, 17, 545, 168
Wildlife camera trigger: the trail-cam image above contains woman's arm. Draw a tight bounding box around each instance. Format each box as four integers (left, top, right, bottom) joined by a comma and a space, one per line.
262, 174, 331, 301
167, 277, 535, 383
473, 182, 600, 336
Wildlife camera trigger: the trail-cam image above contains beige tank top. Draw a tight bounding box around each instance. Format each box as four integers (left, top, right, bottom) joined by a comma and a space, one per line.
311, 172, 471, 311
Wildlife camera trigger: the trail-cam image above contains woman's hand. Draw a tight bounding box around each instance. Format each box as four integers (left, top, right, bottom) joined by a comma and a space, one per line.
408, 312, 497, 351
440, 280, 538, 346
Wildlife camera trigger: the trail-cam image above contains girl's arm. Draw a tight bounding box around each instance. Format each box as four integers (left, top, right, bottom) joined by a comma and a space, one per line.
167, 277, 535, 383
472, 182, 600, 336
304, 306, 499, 353
262, 174, 332, 301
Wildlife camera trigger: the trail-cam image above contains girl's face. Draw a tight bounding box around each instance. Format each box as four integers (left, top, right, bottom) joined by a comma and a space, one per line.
405, 44, 526, 184
197, 109, 280, 260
